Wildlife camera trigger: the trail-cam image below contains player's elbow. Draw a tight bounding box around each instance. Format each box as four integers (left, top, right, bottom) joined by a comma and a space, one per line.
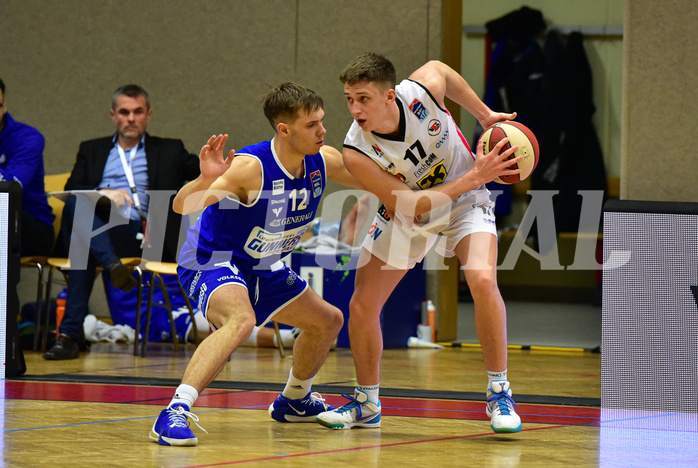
172, 199, 185, 215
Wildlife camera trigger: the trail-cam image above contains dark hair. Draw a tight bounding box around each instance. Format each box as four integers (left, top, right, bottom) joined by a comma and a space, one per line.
261, 82, 324, 129
0, 78, 5, 94
339, 53, 396, 90
112, 84, 150, 109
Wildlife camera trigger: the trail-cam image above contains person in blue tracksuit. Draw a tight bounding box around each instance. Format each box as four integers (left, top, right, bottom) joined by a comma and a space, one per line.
0, 78, 55, 256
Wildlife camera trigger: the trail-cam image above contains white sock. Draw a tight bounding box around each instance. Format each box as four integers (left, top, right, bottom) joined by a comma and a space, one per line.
487, 370, 508, 389
170, 384, 198, 409
358, 384, 380, 403
273, 329, 297, 348
243, 326, 260, 347
282, 368, 315, 400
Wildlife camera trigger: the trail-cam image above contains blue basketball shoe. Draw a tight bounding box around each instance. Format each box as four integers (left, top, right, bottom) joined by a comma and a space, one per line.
268, 391, 335, 422
315, 389, 381, 429
486, 381, 522, 433
150, 404, 207, 446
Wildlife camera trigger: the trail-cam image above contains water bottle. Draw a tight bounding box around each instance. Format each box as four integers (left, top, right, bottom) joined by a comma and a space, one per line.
426, 300, 436, 343
55, 288, 67, 339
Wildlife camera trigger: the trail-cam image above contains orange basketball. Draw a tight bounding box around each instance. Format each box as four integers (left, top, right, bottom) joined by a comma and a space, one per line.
478, 121, 540, 185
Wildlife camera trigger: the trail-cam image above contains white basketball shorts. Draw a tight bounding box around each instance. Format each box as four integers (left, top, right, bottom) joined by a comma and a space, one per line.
361, 188, 497, 270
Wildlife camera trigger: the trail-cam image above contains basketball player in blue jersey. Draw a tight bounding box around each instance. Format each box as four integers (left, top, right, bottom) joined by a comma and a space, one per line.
150, 82, 362, 446
316, 53, 524, 433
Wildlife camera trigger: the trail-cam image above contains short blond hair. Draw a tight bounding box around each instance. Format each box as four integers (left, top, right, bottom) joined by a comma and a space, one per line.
339, 53, 396, 90
261, 82, 324, 129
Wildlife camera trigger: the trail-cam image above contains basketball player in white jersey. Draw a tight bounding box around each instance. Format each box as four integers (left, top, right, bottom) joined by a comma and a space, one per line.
316, 53, 523, 433
150, 82, 363, 446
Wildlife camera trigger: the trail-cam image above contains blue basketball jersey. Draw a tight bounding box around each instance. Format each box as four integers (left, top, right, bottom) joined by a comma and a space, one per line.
179, 139, 326, 276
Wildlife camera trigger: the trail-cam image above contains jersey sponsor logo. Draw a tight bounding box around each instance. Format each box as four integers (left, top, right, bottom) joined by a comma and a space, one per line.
272, 207, 283, 217
244, 225, 308, 258
473, 201, 495, 219
189, 270, 202, 295
310, 170, 322, 197
368, 222, 383, 240
409, 98, 429, 122
412, 153, 439, 178
378, 204, 391, 221
370, 144, 384, 157
428, 119, 442, 136
197, 282, 207, 310
417, 161, 447, 189
272, 179, 285, 195
269, 211, 314, 227
394, 173, 406, 182
217, 275, 242, 282
435, 128, 450, 148
286, 270, 298, 285
271, 199, 286, 205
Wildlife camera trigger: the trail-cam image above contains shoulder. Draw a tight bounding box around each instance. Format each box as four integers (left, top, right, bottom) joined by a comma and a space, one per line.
222, 154, 262, 193
237, 140, 271, 156
317, 145, 338, 170
407, 60, 444, 87
4, 115, 44, 144
344, 121, 369, 148
78, 136, 113, 150
319, 145, 341, 160
398, 78, 433, 101
229, 153, 262, 177
144, 134, 185, 149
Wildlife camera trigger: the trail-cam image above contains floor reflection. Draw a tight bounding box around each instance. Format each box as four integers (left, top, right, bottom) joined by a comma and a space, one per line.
599, 409, 698, 467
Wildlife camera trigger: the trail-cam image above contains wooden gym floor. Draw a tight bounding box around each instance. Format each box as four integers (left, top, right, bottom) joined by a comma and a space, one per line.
3, 340, 697, 467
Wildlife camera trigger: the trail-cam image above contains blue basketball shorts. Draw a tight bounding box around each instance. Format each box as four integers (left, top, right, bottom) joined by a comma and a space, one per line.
177, 260, 308, 326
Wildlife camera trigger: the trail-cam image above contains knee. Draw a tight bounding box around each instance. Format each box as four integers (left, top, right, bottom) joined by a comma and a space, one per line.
327, 306, 344, 332
210, 307, 256, 337
312, 304, 344, 335
240, 313, 256, 334
467, 272, 498, 300
348, 295, 380, 323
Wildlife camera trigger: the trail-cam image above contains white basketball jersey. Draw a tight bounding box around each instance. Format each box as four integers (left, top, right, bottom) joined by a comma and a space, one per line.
344, 79, 482, 193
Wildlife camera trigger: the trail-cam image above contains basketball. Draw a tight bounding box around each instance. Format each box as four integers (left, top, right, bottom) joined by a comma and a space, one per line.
478, 121, 539, 185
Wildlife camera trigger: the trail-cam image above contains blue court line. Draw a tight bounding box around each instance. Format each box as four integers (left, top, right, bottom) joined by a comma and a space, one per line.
593, 412, 698, 432
1, 407, 239, 434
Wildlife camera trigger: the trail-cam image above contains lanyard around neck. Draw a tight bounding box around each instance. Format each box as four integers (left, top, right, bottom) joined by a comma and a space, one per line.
117, 143, 145, 215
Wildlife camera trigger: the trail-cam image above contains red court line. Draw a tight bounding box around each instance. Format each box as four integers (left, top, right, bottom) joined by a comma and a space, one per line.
3, 380, 600, 426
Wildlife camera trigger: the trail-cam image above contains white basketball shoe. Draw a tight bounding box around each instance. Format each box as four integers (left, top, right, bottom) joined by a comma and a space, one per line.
486, 380, 522, 433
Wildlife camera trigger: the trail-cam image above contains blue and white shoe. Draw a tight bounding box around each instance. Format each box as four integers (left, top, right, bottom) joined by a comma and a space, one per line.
269, 392, 335, 422
316, 389, 381, 429
149, 404, 207, 446
486, 381, 522, 433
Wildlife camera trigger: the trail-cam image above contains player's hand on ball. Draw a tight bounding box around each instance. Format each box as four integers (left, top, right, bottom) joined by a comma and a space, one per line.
472, 138, 522, 186
477, 121, 539, 184
479, 111, 517, 131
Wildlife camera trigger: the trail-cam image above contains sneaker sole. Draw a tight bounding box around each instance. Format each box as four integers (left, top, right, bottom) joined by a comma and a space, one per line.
491, 423, 522, 434
149, 430, 198, 446
486, 408, 522, 434
42, 353, 79, 360
316, 415, 381, 430
274, 414, 324, 423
